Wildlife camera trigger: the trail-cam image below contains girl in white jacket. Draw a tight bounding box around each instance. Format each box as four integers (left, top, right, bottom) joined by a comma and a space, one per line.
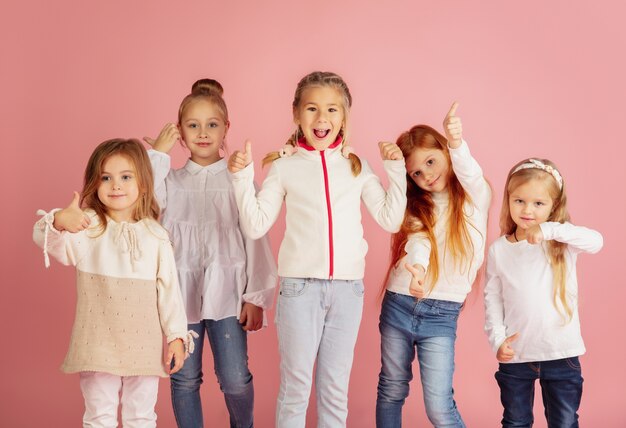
484, 158, 603, 427
228, 71, 407, 427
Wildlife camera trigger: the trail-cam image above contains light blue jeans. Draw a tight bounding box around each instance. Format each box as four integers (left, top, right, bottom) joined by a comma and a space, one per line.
275, 277, 365, 428
376, 291, 465, 427
170, 318, 254, 428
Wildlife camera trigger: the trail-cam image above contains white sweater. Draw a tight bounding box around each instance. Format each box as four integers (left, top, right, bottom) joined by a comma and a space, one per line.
484, 222, 603, 363
230, 143, 407, 280
386, 140, 491, 302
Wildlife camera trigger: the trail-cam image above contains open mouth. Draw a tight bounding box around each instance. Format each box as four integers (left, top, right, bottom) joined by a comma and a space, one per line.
313, 129, 330, 139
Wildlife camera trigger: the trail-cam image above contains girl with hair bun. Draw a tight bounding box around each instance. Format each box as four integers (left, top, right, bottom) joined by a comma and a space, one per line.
145, 79, 277, 428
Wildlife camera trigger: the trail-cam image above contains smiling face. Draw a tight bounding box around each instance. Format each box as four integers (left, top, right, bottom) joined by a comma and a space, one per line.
405, 147, 451, 193
97, 154, 140, 223
508, 178, 554, 232
293, 86, 345, 151
179, 98, 229, 166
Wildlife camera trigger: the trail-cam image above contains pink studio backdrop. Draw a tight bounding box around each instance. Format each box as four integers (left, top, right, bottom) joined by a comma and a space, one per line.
2, 1, 624, 426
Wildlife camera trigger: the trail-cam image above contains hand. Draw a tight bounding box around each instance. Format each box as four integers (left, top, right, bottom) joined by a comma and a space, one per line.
143, 123, 180, 153
240, 302, 263, 332
228, 140, 253, 173
166, 338, 185, 374
378, 141, 403, 161
443, 102, 463, 149
496, 333, 519, 362
405, 263, 427, 298
525, 225, 544, 245
53, 192, 91, 232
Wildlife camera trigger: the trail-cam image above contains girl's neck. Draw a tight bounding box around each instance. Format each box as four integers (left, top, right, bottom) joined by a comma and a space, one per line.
297, 135, 343, 152
106, 210, 137, 224
511, 227, 525, 242
191, 155, 223, 167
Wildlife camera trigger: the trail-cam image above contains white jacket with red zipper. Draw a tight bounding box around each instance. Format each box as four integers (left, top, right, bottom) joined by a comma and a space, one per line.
230, 140, 407, 281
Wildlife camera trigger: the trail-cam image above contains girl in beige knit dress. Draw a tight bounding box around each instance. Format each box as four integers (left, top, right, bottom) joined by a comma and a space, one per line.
33, 138, 194, 428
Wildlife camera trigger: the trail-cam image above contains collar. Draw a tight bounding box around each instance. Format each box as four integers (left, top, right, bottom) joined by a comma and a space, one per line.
297, 134, 343, 151
183, 158, 227, 175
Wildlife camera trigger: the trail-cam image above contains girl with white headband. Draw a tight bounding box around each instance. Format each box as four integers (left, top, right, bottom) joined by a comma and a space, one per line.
484, 158, 603, 427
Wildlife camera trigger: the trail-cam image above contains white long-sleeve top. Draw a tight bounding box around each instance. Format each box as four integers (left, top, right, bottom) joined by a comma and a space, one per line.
230, 143, 407, 280
33, 209, 189, 377
484, 222, 603, 363
149, 151, 277, 324
386, 140, 491, 302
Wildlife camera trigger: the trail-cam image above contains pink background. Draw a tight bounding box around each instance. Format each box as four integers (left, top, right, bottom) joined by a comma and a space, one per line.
2, 1, 624, 426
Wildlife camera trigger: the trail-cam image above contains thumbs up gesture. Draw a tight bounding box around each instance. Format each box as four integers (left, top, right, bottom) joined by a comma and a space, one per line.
53, 192, 91, 233
228, 140, 253, 173
443, 102, 463, 149
405, 263, 427, 299
143, 123, 180, 154
496, 333, 520, 362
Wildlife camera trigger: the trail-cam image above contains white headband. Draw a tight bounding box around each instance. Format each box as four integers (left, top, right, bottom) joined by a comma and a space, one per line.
512, 159, 563, 190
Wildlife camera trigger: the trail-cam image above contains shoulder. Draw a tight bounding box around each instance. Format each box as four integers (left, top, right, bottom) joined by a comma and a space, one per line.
140, 218, 171, 242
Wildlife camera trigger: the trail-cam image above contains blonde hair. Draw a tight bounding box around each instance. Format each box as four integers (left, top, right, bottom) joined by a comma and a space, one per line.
262, 71, 361, 176
500, 158, 572, 321
178, 78, 229, 151
81, 138, 160, 231
385, 125, 477, 294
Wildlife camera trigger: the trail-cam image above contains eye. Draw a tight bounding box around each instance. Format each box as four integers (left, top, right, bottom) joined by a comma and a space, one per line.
101, 175, 111, 182
426, 159, 434, 166
329, 107, 338, 113
209, 122, 219, 128
513, 199, 523, 204
413, 171, 421, 177
188, 123, 198, 129
307, 107, 317, 112
535, 201, 544, 207
122, 175, 133, 181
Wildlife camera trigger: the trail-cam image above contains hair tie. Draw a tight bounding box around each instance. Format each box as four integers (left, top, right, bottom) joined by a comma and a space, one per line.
512, 159, 563, 190
341, 145, 354, 159
279, 144, 297, 158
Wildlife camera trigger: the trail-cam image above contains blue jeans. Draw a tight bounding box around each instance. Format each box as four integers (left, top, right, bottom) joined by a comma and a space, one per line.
376, 291, 465, 428
275, 277, 364, 427
495, 357, 583, 428
170, 318, 254, 428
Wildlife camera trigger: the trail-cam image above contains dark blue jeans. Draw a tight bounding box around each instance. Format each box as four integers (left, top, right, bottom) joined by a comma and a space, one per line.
171, 318, 254, 428
495, 357, 583, 428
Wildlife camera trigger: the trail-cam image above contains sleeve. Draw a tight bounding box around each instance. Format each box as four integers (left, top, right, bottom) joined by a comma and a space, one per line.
360, 159, 407, 233
405, 233, 431, 270
539, 222, 603, 254
230, 162, 286, 240
148, 149, 171, 210
483, 244, 508, 353
155, 238, 190, 345
32, 209, 90, 268
449, 140, 491, 209
241, 224, 278, 310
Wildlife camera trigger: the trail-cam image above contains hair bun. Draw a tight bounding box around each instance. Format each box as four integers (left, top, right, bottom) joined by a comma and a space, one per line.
191, 78, 224, 96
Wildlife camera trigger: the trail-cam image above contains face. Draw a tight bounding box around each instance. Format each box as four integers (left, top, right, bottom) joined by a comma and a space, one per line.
97, 154, 140, 222
508, 178, 554, 231
405, 147, 450, 193
294, 86, 345, 151
180, 99, 229, 166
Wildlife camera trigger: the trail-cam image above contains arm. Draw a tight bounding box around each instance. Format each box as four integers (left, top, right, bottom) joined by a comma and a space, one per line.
483, 245, 508, 354
241, 229, 278, 310
230, 161, 286, 240
145, 124, 180, 210
155, 238, 193, 372
33, 193, 92, 267
361, 159, 407, 233
539, 222, 603, 254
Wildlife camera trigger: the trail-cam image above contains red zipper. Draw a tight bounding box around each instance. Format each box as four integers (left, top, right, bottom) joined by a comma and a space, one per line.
320, 150, 334, 279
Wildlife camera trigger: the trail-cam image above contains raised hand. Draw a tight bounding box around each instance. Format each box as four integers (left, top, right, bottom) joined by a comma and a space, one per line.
525, 224, 544, 245
496, 333, 519, 362
143, 123, 180, 153
166, 338, 185, 374
405, 263, 427, 299
240, 302, 263, 332
228, 140, 253, 173
443, 102, 463, 149
53, 192, 91, 233
378, 141, 404, 161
